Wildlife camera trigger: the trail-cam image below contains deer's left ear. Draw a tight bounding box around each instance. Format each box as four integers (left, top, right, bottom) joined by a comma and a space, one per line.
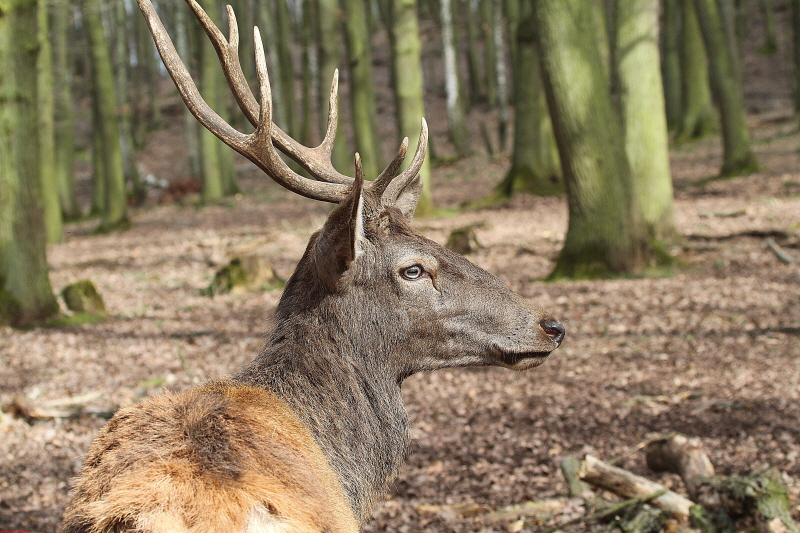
313, 156, 366, 290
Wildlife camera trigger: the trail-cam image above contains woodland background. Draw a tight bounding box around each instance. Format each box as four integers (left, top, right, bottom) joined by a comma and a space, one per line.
1, 0, 800, 531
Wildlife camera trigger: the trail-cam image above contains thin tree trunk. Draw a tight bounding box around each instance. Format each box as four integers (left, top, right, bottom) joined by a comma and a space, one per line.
274, 0, 298, 135
175, 0, 201, 178
53, 0, 80, 220
615, 0, 676, 243
493, 0, 509, 151
392, 0, 433, 214
464, 0, 486, 103
0, 0, 59, 325
481, 0, 497, 106
342, 0, 381, 178
794, 0, 800, 112
113, 0, 144, 205
676, 0, 716, 141
497, 5, 561, 198
693, 0, 758, 175
534, 0, 649, 278
315, 0, 350, 170
198, 7, 224, 203
760, 0, 777, 53
38, 0, 62, 243
661, 0, 682, 130
440, 0, 471, 156
83, 0, 128, 231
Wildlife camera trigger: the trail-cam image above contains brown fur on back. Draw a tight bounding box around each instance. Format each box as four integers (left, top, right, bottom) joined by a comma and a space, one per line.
60, 382, 358, 533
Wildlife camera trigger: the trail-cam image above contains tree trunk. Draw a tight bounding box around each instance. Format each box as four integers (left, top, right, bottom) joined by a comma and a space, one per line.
493, 0, 509, 151
615, 0, 676, 243
342, 0, 381, 178
463, 0, 486, 104
52, 0, 80, 220
198, 12, 224, 204
693, 0, 758, 176
315, 0, 351, 171
391, 0, 433, 214
760, 0, 777, 53
481, 0, 497, 107
794, 0, 800, 112
174, 0, 201, 178
497, 6, 561, 198
37, 0, 62, 244
661, 0, 682, 130
0, 0, 60, 325
534, 0, 649, 278
113, 0, 144, 205
83, 0, 129, 231
440, 0, 470, 157
676, 0, 717, 141
274, 0, 298, 135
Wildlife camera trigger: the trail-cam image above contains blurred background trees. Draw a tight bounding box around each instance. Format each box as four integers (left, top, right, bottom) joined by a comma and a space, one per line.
0, 0, 792, 324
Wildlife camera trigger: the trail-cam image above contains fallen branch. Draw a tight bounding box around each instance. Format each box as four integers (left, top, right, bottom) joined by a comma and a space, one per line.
766, 238, 796, 264
578, 454, 695, 517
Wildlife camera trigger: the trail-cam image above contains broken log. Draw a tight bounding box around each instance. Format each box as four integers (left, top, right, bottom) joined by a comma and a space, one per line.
578, 454, 695, 517
646, 434, 799, 533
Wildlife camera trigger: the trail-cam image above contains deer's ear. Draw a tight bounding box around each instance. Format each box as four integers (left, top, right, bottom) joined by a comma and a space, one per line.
313, 157, 366, 289
392, 174, 422, 220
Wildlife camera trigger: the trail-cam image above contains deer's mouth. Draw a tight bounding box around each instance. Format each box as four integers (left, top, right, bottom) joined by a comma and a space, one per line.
491, 346, 553, 368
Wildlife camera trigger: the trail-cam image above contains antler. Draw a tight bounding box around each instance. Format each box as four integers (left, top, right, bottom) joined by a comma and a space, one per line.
137, 0, 428, 204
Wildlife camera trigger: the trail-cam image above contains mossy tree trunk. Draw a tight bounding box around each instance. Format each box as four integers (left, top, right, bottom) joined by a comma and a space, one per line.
676, 0, 717, 141
174, 0, 201, 178
0, 0, 59, 325
83, 0, 129, 231
315, 0, 351, 171
391, 0, 433, 214
52, 0, 80, 220
37, 0, 62, 243
112, 0, 144, 205
693, 0, 758, 176
197, 0, 237, 203
497, 5, 561, 198
615, 0, 676, 243
342, 0, 381, 179
661, 0, 682, 130
534, 0, 649, 278
464, 0, 486, 103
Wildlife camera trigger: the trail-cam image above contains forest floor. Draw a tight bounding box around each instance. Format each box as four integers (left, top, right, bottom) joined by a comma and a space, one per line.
4, 7, 800, 531
1, 110, 800, 532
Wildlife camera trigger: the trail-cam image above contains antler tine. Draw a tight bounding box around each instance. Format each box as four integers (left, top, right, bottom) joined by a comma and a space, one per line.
247, 26, 350, 202
137, 0, 248, 149
138, 0, 349, 203
371, 137, 408, 196
184, 0, 352, 185
380, 119, 429, 205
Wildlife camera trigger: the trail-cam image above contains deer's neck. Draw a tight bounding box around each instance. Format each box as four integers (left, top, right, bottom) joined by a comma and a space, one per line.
233, 315, 410, 524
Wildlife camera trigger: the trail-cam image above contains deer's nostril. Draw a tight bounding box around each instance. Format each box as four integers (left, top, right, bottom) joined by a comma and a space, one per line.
540, 319, 565, 346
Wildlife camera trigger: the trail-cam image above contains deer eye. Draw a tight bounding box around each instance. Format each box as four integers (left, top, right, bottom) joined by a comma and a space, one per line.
401, 264, 425, 280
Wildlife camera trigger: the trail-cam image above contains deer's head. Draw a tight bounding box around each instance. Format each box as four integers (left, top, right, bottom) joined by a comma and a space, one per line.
138, 0, 564, 378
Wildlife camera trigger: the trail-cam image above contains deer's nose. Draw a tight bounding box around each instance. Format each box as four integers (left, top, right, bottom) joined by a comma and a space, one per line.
540, 318, 565, 347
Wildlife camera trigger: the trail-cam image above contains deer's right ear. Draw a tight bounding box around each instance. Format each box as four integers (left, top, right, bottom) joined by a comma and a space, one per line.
312, 156, 366, 290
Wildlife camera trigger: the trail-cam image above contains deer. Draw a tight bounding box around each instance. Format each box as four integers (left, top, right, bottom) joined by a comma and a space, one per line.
59, 1, 566, 532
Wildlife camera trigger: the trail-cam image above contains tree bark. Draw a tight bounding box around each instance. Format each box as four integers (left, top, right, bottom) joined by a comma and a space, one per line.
37, 0, 62, 243
693, 0, 758, 176
52, 0, 80, 220
440, 0, 470, 157
676, 0, 716, 141
464, 0, 486, 103
342, 0, 381, 178
0, 0, 59, 325
83, 0, 129, 231
315, 0, 351, 171
661, 0, 681, 130
615, 0, 676, 243
497, 5, 561, 198
391, 0, 434, 214
534, 0, 649, 278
